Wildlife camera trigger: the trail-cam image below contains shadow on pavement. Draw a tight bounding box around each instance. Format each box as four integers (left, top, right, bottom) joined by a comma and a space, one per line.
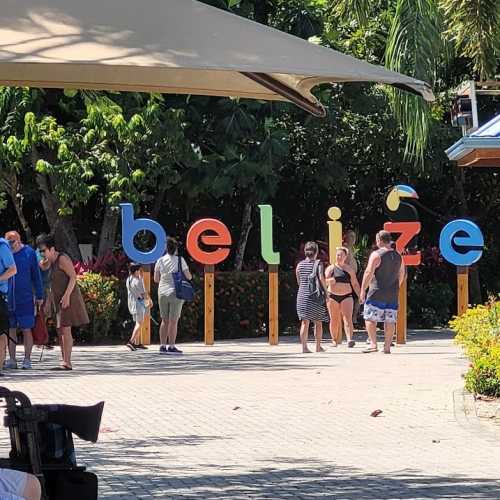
78, 440, 500, 499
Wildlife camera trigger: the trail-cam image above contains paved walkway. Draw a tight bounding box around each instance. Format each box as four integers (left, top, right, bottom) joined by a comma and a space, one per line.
1, 331, 499, 499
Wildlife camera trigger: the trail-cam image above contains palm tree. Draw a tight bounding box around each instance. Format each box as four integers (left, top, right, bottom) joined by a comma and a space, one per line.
331, 0, 500, 160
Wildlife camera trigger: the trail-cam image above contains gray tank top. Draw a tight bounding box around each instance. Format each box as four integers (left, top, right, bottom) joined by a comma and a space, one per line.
367, 249, 402, 306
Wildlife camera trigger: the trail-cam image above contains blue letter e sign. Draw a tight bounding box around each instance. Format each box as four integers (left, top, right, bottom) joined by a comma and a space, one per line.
439, 219, 484, 266
120, 203, 166, 264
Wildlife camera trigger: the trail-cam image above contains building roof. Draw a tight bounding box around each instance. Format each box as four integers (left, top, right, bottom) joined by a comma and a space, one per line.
446, 114, 500, 167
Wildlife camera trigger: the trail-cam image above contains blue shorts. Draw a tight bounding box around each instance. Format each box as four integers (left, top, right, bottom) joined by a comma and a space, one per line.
0, 467, 27, 499
363, 301, 398, 324
9, 302, 35, 330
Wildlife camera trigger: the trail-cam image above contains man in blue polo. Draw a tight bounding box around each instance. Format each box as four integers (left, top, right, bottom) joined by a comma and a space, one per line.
4, 231, 42, 370
0, 236, 17, 375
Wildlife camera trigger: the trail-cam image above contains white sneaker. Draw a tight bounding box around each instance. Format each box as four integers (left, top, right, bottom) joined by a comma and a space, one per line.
4, 359, 17, 369
21, 359, 32, 370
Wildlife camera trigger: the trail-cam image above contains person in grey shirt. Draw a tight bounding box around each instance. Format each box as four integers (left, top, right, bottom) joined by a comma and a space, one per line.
125, 263, 149, 351
360, 230, 405, 354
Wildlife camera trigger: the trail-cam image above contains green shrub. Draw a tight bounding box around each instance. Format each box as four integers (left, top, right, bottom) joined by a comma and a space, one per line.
113, 271, 299, 342
451, 299, 500, 397
77, 272, 120, 342
408, 281, 454, 328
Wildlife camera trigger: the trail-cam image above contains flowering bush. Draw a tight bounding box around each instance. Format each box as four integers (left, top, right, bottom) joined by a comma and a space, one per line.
77, 272, 120, 341
74, 251, 130, 279
451, 298, 500, 397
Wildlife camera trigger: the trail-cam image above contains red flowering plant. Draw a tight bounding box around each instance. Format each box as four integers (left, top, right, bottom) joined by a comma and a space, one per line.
73, 250, 130, 279
72, 251, 126, 341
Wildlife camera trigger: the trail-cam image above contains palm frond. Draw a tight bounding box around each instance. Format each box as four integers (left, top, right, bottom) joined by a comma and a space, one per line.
329, 0, 372, 26
385, 0, 443, 164
440, 0, 500, 79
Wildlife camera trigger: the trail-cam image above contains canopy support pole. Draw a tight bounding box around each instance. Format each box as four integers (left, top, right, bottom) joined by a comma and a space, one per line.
242, 72, 326, 117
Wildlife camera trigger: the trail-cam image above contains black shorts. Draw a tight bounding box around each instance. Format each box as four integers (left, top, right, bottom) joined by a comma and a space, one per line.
0, 294, 9, 332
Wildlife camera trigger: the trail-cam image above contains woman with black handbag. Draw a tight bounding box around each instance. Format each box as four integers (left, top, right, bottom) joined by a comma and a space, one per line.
154, 237, 192, 355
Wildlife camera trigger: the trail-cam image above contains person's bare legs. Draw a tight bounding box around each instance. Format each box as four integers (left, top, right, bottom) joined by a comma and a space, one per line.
299, 320, 311, 353
167, 318, 179, 348
22, 328, 34, 361
314, 321, 324, 352
326, 300, 340, 346
0, 335, 7, 372
57, 330, 64, 363
23, 472, 42, 500
58, 326, 73, 368
340, 298, 354, 342
384, 322, 396, 353
129, 321, 142, 345
7, 328, 17, 362
365, 320, 378, 350
159, 319, 168, 346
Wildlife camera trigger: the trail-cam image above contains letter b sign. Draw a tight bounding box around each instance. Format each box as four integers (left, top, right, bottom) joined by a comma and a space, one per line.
120, 203, 166, 264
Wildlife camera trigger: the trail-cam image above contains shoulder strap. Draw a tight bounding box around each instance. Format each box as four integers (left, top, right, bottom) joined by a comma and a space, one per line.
312, 259, 320, 275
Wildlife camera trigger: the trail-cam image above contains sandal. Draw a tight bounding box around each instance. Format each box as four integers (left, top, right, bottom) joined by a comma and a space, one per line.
362, 347, 378, 353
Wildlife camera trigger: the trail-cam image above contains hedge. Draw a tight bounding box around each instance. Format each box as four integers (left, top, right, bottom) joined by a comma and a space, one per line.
451, 299, 500, 397
76, 270, 456, 344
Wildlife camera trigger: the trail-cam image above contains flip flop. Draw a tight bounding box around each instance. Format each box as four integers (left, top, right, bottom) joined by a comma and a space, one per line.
362, 347, 378, 353
51, 365, 73, 371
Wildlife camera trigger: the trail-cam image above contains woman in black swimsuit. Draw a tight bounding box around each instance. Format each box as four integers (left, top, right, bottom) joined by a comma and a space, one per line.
325, 247, 361, 348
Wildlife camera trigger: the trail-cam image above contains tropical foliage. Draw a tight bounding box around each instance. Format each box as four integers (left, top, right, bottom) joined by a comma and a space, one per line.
451, 298, 500, 396
0, 0, 499, 311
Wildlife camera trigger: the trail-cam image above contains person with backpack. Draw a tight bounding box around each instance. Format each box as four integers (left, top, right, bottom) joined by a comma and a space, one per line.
295, 241, 329, 353
154, 237, 192, 355
125, 262, 149, 351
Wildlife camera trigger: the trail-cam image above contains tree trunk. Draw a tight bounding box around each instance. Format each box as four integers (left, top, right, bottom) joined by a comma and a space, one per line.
1, 170, 33, 243
31, 149, 81, 260
233, 200, 253, 271
9, 192, 33, 244
98, 204, 120, 257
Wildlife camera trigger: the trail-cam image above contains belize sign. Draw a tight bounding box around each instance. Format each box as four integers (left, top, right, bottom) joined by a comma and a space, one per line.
120, 186, 484, 267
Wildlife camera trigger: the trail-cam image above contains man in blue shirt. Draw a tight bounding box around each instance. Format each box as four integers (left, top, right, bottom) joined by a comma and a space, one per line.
4, 231, 43, 370
0, 236, 17, 375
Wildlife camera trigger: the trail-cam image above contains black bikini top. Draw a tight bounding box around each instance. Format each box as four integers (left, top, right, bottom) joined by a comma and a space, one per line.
332, 265, 351, 284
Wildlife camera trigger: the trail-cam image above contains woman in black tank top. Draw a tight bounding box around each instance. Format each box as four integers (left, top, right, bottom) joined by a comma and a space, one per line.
325, 247, 361, 347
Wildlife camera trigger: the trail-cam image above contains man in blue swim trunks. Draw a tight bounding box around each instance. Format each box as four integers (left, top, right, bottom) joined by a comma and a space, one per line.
360, 230, 405, 354
0, 236, 17, 375
4, 231, 43, 370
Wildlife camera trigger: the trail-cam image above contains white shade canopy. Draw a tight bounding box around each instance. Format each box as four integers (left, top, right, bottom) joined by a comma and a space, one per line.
0, 0, 434, 116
